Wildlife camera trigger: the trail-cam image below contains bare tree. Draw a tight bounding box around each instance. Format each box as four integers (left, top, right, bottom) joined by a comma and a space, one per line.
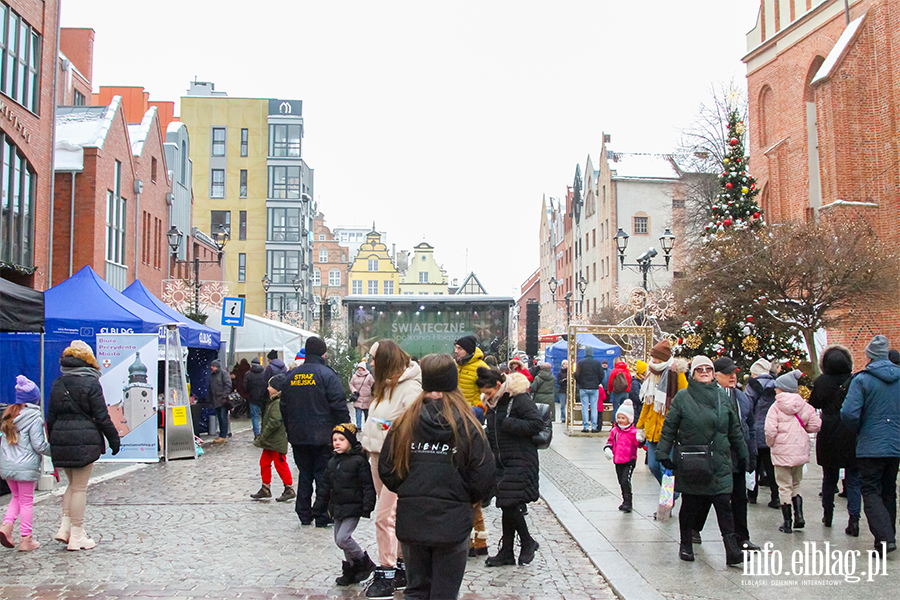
679, 219, 900, 375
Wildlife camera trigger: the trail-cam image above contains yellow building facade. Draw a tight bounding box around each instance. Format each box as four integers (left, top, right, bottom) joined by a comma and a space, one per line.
399, 242, 449, 295
180, 85, 314, 322
348, 229, 400, 295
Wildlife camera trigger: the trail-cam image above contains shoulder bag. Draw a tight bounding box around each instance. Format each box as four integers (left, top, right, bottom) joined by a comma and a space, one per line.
507, 396, 553, 450
673, 392, 722, 485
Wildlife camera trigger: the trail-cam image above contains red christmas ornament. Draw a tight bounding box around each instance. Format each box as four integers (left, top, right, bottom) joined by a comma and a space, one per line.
725, 182, 733, 189
747, 316, 754, 323
753, 212, 760, 218
730, 137, 739, 145
695, 320, 701, 326
678, 338, 684, 344
723, 219, 732, 227
751, 184, 755, 190
736, 158, 741, 163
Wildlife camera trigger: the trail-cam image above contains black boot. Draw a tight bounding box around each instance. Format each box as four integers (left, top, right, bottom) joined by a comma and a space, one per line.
393, 558, 406, 590
792, 495, 805, 529
364, 567, 396, 599
352, 552, 376, 584
845, 515, 860, 537
335, 560, 354, 586
250, 484, 272, 499
724, 533, 745, 567
519, 538, 539, 565
679, 531, 694, 562
619, 492, 633, 513
768, 485, 781, 509
822, 507, 833, 527
485, 537, 516, 567
779, 504, 793, 534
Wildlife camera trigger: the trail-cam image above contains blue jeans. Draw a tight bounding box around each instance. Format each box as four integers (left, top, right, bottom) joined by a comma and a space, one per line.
355, 407, 368, 429
823, 466, 862, 517
579, 389, 599, 430
610, 392, 627, 422
249, 403, 262, 436
556, 391, 566, 423
215, 406, 231, 438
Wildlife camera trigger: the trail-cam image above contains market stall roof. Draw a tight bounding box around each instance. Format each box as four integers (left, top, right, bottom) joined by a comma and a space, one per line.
122, 280, 221, 350
204, 307, 315, 357
545, 333, 621, 361
0, 278, 44, 333
44, 266, 169, 341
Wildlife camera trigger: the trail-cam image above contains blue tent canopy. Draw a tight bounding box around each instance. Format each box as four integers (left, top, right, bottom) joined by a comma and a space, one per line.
122, 280, 220, 350
545, 333, 621, 375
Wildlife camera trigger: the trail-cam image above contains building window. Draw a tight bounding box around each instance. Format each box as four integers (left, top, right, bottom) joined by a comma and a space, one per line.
318, 234, 325, 241
0, 6, 41, 113
150, 156, 158, 183
238, 253, 246, 282
210, 210, 231, 239
672, 198, 685, 209
318, 249, 328, 263
329, 269, 340, 286
211, 127, 226, 156
0, 136, 35, 267
268, 165, 301, 199
267, 291, 299, 313
634, 215, 649, 234
352, 280, 362, 294
268, 207, 302, 241
268, 124, 302, 157
368, 280, 378, 294
383, 280, 394, 295
267, 250, 301, 284
312, 267, 321, 286
593, 263, 596, 281
239, 170, 247, 198
238, 211, 247, 240
368, 258, 378, 271
180, 140, 187, 186
73, 89, 85, 106
210, 169, 225, 198
240, 128, 248, 157
419, 272, 428, 283
105, 161, 126, 265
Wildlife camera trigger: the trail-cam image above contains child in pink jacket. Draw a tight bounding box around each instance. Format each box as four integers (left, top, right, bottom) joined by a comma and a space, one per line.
765, 370, 821, 534
604, 399, 640, 513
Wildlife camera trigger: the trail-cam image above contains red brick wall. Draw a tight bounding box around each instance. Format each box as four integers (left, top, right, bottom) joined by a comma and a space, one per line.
58, 28, 93, 84
131, 110, 171, 296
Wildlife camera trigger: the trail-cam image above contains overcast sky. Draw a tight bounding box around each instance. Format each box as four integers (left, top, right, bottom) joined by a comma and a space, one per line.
61, 0, 760, 297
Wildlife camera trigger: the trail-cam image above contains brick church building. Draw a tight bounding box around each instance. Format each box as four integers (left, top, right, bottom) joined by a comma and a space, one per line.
743, 0, 899, 361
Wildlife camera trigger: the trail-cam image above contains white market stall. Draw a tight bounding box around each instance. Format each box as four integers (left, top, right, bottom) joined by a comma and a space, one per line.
204, 307, 315, 362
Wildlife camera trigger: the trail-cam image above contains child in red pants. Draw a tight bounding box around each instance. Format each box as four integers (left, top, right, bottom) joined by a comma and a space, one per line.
250, 374, 296, 502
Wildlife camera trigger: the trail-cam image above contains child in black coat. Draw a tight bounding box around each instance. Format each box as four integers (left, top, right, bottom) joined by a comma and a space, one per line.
313, 423, 377, 586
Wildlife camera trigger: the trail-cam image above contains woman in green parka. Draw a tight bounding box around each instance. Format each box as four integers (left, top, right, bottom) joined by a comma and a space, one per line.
656, 355, 748, 567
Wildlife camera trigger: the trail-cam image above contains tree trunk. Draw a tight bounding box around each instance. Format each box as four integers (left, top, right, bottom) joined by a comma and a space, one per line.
802, 328, 821, 379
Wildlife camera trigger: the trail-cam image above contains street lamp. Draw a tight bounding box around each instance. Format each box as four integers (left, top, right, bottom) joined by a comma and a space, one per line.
564, 291, 573, 334
168, 225, 227, 317
576, 276, 587, 316
262, 274, 303, 322
548, 277, 558, 328
614, 226, 676, 313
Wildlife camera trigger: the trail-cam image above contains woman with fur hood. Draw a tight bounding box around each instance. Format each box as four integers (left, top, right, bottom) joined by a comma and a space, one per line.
636, 340, 688, 485
765, 370, 821, 534
809, 346, 860, 535
47, 341, 121, 551
477, 368, 543, 568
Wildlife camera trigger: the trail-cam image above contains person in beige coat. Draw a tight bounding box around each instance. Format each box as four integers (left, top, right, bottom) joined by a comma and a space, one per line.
361, 340, 422, 596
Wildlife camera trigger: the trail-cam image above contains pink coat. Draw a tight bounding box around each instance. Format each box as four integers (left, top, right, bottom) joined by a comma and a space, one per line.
765, 392, 821, 467
606, 424, 639, 464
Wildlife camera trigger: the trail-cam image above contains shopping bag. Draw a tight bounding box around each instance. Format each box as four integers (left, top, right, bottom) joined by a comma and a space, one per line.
746, 470, 757, 492
657, 469, 675, 522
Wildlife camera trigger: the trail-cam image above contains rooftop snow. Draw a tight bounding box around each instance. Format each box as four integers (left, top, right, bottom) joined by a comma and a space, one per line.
127, 107, 157, 156
55, 97, 122, 172
608, 152, 680, 179
811, 13, 866, 85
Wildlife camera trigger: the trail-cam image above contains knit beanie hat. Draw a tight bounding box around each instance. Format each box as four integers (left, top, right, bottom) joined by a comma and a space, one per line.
333, 423, 359, 447
454, 335, 477, 356
616, 399, 635, 425
774, 369, 802, 393
251, 357, 261, 365
14, 375, 40, 404
305, 336, 328, 357
690, 355, 714, 375
422, 358, 459, 393
865, 335, 890, 361
635, 360, 648, 377
749, 358, 772, 376
650, 339, 672, 362
62, 339, 99, 369
539, 362, 552, 371
890, 349, 900, 366
268, 373, 287, 392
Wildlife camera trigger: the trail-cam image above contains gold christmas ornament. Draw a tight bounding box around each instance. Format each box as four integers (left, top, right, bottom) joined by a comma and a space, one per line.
685, 334, 702, 349
798, 385, 811, 400
791, 357, 801, 368
735, 122, 746, 136
742, 187, 749, 194
742, 335, 759, 353
714, 316, 727, 329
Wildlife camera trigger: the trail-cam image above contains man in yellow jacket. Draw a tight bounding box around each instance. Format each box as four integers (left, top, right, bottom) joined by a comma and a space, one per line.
453, 335, 490, 556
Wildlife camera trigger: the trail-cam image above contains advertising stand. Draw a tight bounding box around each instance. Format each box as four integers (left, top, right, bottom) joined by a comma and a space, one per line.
163, 325, 196, 460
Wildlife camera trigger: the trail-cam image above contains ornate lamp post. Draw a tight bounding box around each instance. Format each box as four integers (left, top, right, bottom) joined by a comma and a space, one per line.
614, 226, 676, 315
576, 276, 587, 316
548, 276, 558, 329
167, 225, 227, 317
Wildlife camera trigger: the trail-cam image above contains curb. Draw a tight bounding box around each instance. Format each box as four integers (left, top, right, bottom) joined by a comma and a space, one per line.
540, 472, 667, 600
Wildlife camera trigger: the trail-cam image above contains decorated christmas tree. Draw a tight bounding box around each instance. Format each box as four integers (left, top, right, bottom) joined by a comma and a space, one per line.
673, 106, 808, 379
704, 109, 763, 237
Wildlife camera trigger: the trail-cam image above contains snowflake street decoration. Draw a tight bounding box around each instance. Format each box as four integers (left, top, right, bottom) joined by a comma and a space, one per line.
162, 280, 195, 312
198, 282, 230, 310
613, 285, 674, 322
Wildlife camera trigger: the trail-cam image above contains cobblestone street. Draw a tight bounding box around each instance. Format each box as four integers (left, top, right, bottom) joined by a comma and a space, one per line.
1, 428, 615, 600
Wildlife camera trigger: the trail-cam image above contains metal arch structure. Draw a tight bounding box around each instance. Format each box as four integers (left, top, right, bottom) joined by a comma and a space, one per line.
564, 323, 655, 436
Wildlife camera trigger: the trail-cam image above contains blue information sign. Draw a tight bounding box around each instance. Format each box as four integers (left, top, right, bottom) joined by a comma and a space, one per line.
221, 297, 245, 327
